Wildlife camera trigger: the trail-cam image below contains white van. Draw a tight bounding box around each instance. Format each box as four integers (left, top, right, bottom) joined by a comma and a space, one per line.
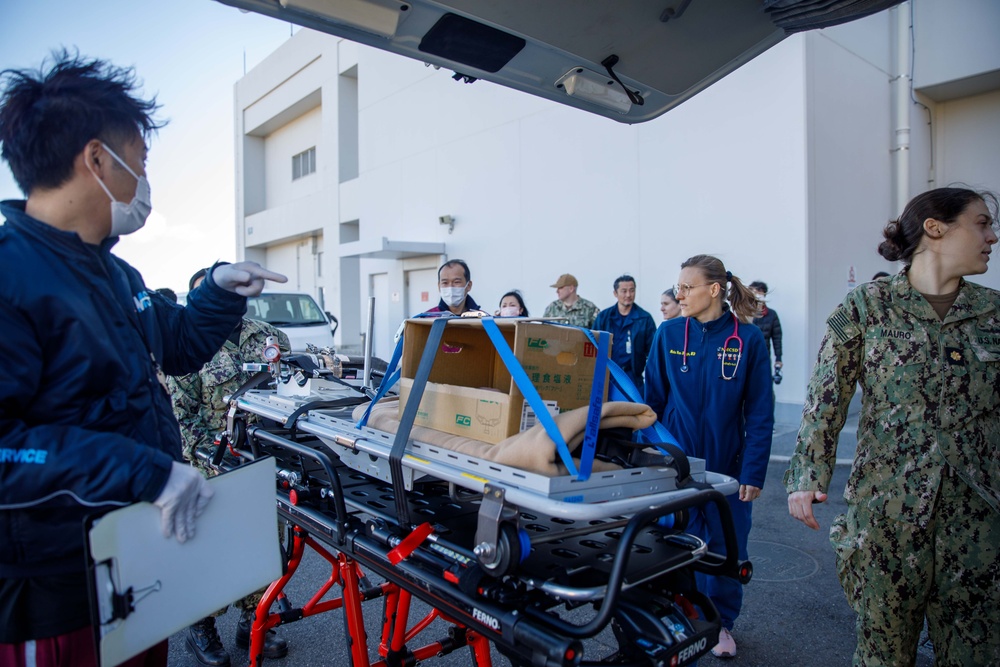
246, 292, 338, 352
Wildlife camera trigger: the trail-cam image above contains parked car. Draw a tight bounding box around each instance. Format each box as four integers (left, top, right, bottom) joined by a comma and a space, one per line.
246, 292, 338, 352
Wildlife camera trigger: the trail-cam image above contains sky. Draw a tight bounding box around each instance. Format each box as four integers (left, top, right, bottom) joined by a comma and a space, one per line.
0, 0, 297, 292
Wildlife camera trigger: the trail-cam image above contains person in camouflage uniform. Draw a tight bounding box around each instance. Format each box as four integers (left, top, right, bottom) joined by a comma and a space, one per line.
543, 273, 600, 328
167, 270, 291, 665
785, 187, 1000, 667
168, 316, 289, 474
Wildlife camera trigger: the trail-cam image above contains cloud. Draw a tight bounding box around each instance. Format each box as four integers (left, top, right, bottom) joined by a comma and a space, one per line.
114, 209, 237, 291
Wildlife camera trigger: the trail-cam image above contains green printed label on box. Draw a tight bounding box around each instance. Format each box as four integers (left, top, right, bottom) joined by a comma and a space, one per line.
455, 414, 472, 427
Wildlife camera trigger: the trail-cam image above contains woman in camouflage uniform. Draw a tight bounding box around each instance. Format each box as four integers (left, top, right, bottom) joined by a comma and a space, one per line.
785, 187, 1000, 666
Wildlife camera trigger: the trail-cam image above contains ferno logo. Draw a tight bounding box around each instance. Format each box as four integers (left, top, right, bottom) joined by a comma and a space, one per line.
583, 342, 597, 357
527, 338, 549, 349
472, 607, 501, 631
673, 637, 707, 665
455, 414, 472, 426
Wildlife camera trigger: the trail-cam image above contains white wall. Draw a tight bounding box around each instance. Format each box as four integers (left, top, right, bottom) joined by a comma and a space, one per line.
352, 37, 813, 310
235, 1, 999, 414
261, 235, 324, 296
263, 107, 323, 208
236, 29, 351, 346
804, 23, 893, 374
337, 35, 817, 412
936, 88, 1000, 291
913, 0, 1000, 92
635, 37, 809, 413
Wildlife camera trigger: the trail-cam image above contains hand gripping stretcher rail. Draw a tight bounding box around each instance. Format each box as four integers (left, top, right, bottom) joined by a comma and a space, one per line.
216, 317, 752, 667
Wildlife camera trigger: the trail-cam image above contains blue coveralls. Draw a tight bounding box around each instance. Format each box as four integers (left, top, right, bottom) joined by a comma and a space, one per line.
644, 310, 773, 629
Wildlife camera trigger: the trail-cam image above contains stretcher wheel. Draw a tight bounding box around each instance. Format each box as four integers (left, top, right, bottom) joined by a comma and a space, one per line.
231, 418, 247, 449
481, 523, 525, 577
655, 509, 688, 531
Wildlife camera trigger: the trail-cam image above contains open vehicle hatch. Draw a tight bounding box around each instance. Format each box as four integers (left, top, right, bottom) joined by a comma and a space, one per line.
216, 0, 904, 123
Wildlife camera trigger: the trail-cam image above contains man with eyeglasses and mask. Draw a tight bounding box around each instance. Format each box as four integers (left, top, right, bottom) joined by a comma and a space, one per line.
0, 53, 286, 667
423, 259, 485, 316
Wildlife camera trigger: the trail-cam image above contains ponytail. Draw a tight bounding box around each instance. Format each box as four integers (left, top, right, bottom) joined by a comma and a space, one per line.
725, 273, 759, 323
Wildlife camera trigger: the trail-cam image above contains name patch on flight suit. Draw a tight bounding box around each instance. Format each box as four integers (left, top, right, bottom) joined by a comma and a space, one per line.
971, 329, 1000, 362
875, 328, 913, 340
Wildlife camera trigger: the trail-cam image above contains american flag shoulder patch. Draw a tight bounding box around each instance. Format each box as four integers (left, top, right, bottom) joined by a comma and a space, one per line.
827, 310, 859, 343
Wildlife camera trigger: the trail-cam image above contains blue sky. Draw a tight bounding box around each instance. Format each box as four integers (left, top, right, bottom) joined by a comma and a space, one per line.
0, 0, 296, 291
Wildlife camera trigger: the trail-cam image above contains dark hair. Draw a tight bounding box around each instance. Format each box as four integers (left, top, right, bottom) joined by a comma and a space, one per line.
613, 274, 635, 291
438, 259, 470, 282
680, 254, 758, 322
748, 281, 768, 294
0, 51, 163, 194
661, 288, 677, 300
499, 290, 529, 316
155, 287, 178, 303
189, 268, 209, 292
872, 271, 890, 280
879, 187, 999, 266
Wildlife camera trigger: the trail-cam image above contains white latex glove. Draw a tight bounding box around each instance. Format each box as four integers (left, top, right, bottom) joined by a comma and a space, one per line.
211, 262, 288, 297
153, 462, 214, 543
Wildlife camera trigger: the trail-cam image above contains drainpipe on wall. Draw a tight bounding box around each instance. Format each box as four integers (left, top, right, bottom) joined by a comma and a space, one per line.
891, 2, 911, 214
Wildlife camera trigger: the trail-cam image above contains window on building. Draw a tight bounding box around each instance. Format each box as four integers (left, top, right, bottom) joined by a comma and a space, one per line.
292, 147, 316, 180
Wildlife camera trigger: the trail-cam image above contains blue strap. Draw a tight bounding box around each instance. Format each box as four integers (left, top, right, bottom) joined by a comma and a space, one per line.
576, 330, 609, 480
481, 319, 579, 477
529, 321, 683, 452
574, 327, 683, 452
606, 358, 678, 448
389, 317, 448, 525
355, 333, 404, 429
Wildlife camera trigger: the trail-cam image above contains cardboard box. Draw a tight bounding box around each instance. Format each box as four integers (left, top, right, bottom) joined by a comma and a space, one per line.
398, 318, 608, 444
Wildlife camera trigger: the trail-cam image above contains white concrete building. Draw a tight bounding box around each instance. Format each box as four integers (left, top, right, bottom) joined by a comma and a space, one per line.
233, 0, 1000, 421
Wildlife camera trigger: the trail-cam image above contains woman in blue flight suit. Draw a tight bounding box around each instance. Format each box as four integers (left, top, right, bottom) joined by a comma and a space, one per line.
644, 254, 774, 659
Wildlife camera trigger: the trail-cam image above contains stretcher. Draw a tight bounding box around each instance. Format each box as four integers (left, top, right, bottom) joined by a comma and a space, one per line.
216, 318, 752, 667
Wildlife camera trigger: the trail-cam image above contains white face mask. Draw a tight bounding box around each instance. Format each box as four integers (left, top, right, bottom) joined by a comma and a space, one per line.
440, 285, 468, 308
89, 142, 152, 237
499, 305, 520, 317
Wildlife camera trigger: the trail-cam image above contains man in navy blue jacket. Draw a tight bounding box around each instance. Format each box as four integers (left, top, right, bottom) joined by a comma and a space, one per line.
593, 274, 656, 394
0, 53, 286, 667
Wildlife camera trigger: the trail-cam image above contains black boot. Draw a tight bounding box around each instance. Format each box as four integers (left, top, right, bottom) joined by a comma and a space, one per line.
185, 616, 231, 667
235, 608, 289, 659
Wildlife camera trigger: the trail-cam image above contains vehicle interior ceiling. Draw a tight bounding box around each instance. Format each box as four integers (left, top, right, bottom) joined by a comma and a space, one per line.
215, 0, 905, 124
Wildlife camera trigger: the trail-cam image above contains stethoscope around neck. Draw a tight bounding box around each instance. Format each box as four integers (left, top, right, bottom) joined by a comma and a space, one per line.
680, 312, 743, 380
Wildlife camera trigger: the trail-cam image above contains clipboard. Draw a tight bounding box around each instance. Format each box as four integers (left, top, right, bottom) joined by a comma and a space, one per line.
86, 458, 282, 667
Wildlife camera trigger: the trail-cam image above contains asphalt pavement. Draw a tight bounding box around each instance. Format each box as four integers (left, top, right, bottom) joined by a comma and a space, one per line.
166, 412, 935, 667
